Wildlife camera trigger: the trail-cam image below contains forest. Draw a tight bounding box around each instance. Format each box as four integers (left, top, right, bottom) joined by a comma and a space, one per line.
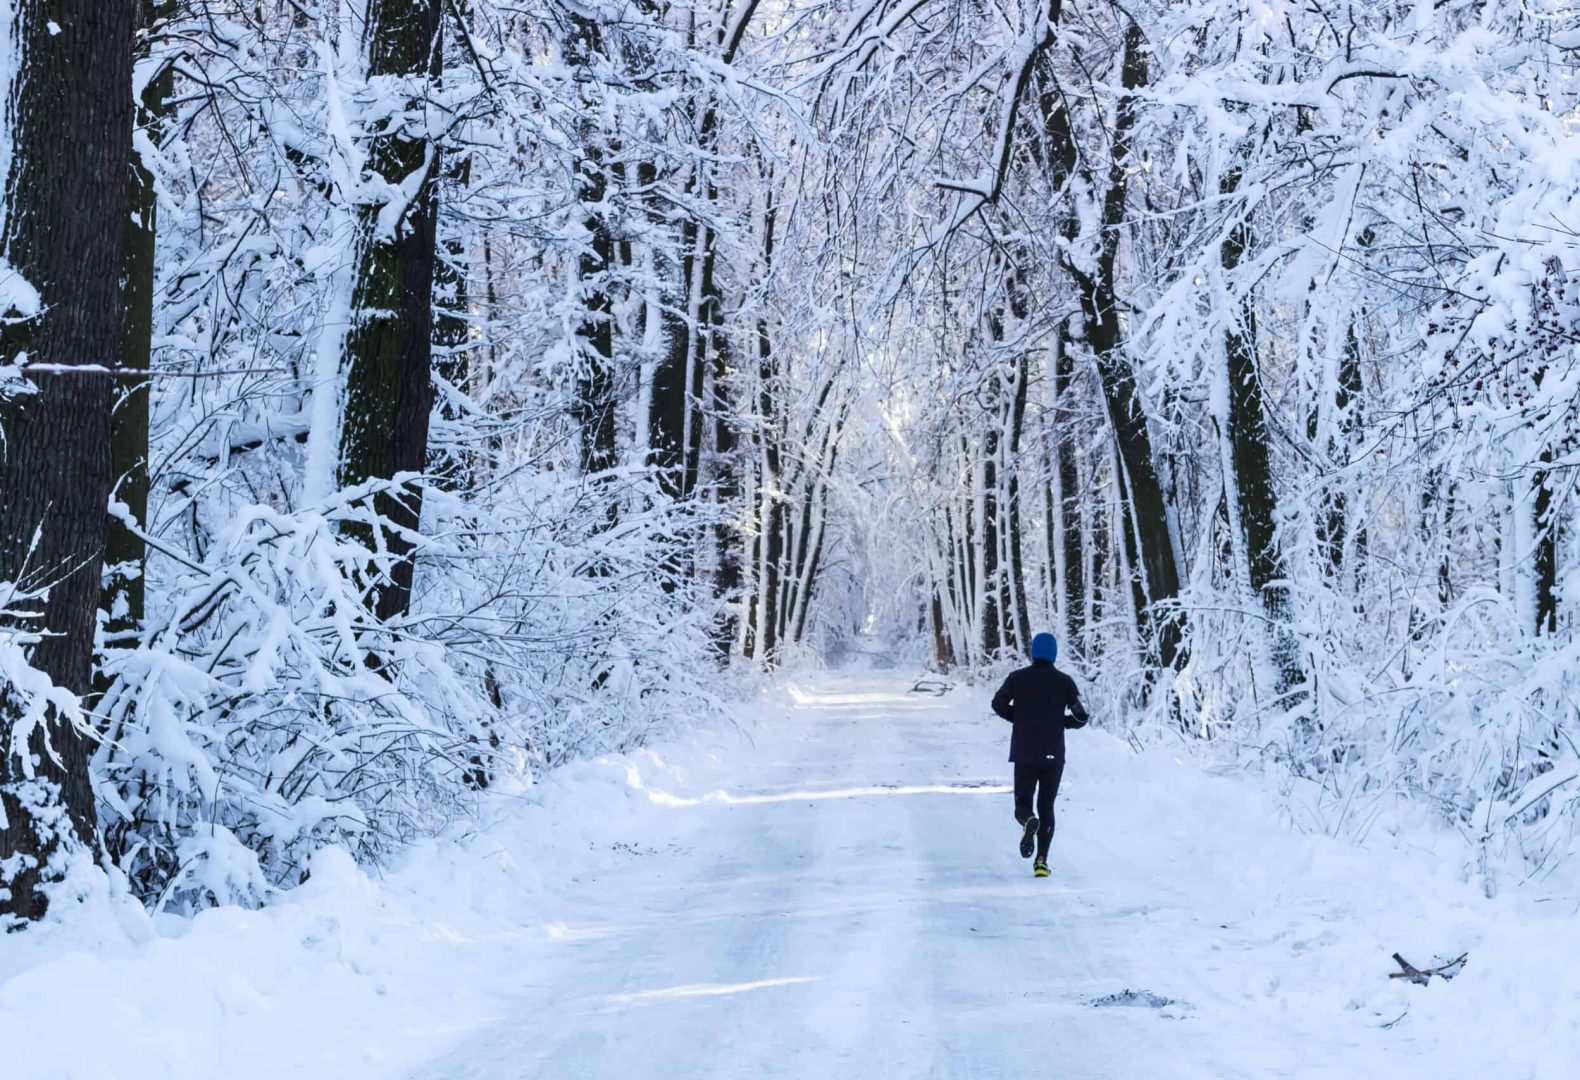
1, 0, 1577, 928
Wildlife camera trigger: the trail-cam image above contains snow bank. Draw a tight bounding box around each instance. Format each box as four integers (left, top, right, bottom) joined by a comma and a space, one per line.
1071, 732, 1580, 1077
0, 722, 744, 1080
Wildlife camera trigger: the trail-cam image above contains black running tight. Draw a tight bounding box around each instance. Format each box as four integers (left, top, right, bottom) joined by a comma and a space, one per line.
1013, 760, 1064, 860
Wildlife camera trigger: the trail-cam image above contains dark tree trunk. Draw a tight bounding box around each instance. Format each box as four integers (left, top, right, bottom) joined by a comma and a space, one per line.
0, 0, 134, 921
1053, 328, 1086, 658
567, 16, 619, 485
981, 418, 1003, 658
337, 0, 442, 622
1038, 21, 1182, 671
651, 214, 697, 501
1529, 360, 1559, 636
1004, 276, 1032, 652
1088, 306, 1183, 671
1220, 171, 1303, 698
1081, 25, 1181, 671
746, 187, 782, 664
1031, 57, 1088, 658
1043, 468, 1058, 630
941, 516, 963, 669
103, 0, 173, 666
1408, 468, 1454, 664
1315, 321, 1364, 575
783, 392, 848, 646
709, 263, 741, 659
694, 140, 740, 654
1006, 399, 1031, 652
928, 592, 949, 670
792, 486, 829, 646
1089, 466, 1111, 656
432, 152, 472, 492
1534, 450, 1558, 637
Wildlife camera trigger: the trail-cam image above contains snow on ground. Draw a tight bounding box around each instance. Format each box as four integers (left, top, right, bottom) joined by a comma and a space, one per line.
3, 671, 1577, 1078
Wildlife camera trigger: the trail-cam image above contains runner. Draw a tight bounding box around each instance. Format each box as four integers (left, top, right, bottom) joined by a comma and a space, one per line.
990, 633, 1089, 877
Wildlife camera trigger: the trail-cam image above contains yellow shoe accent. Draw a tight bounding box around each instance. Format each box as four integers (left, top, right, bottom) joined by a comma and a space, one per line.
1033, 861, 1050, 878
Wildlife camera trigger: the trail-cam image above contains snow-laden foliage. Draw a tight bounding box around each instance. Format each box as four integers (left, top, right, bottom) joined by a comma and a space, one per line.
95, 475, 714, 910
2, 0, 1577, 919
751, 0, 1580, 883
48, 0, 726, 911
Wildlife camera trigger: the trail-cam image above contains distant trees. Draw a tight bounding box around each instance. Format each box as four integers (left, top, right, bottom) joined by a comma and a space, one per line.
791, 0, 1577, 866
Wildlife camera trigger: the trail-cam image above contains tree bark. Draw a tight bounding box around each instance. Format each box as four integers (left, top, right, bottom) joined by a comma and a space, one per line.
567, 16, 619, 484
1220, 170, 1303, 698
1053, 328, 1086, 658
981, 411, 1003, 658
1032, 54, 1087, 660
1534, 452, 1558, 637
747, 186, 782, 664
1315, 321, 1363, 575
103, 0, 173, 666
709, 257, 741, 658
337, 0, 442, 622
1004, 278, 1032, 652
1035, 21, 1181, 671
1077, 24, 1182, 671
651, 214, 697, 501
0, 0, 134, 920
432, 151, 472, 492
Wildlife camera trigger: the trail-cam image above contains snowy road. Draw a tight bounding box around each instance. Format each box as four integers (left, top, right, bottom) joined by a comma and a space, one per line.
4, 671, 1569, 1078
403, 674, 1480, 1079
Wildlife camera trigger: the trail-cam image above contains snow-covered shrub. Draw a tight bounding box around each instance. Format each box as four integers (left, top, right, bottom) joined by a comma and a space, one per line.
95, 467, 717, 911
94, 484, 487, 909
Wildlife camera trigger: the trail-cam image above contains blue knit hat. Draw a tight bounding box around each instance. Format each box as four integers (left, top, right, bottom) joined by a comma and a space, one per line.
1030, 632, 1058, 662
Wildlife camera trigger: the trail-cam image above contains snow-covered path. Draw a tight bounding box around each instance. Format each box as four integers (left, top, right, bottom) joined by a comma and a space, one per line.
402, 674, 1524, 1079
5, 672, 1574, 1079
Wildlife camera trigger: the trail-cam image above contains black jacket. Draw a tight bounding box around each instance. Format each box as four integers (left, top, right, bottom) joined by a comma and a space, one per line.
991, 661, 1088, 763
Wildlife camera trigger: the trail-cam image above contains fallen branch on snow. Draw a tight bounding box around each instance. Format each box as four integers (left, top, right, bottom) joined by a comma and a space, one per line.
1389, 952, 1467, 985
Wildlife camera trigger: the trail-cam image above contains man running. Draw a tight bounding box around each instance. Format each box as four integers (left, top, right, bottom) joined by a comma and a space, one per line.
991, 632, 1088, 877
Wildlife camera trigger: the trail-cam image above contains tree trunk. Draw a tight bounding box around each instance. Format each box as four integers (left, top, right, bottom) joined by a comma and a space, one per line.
709, 263, 741, 659
1089, 461, 1111, 656
102, 0, 173, 667
0, 0, 134, 921
337, 0, 442, 622
747, 187, 782, 664
979, 438, 1002, 659
1030, 51, 1088, 658
1315, 321, 1363, 575
1220, 171, 1303, 698
432, 151, 472, 492
651, 214, 697, 501
1053, 327, 1086, 658
1077, 24, 1182, 671
1004, 277, 1032, 652
1037, 21, 1182, 671
567, 16, 619, 484
1533, 454, 1558, 637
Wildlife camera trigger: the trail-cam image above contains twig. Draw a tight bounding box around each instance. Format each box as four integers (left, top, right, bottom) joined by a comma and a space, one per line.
1389, 952, 1467, 985
19, 364, 286, 379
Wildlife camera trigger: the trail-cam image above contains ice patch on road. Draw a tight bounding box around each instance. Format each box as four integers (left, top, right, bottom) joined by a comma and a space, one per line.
607, 977, 822, 1006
